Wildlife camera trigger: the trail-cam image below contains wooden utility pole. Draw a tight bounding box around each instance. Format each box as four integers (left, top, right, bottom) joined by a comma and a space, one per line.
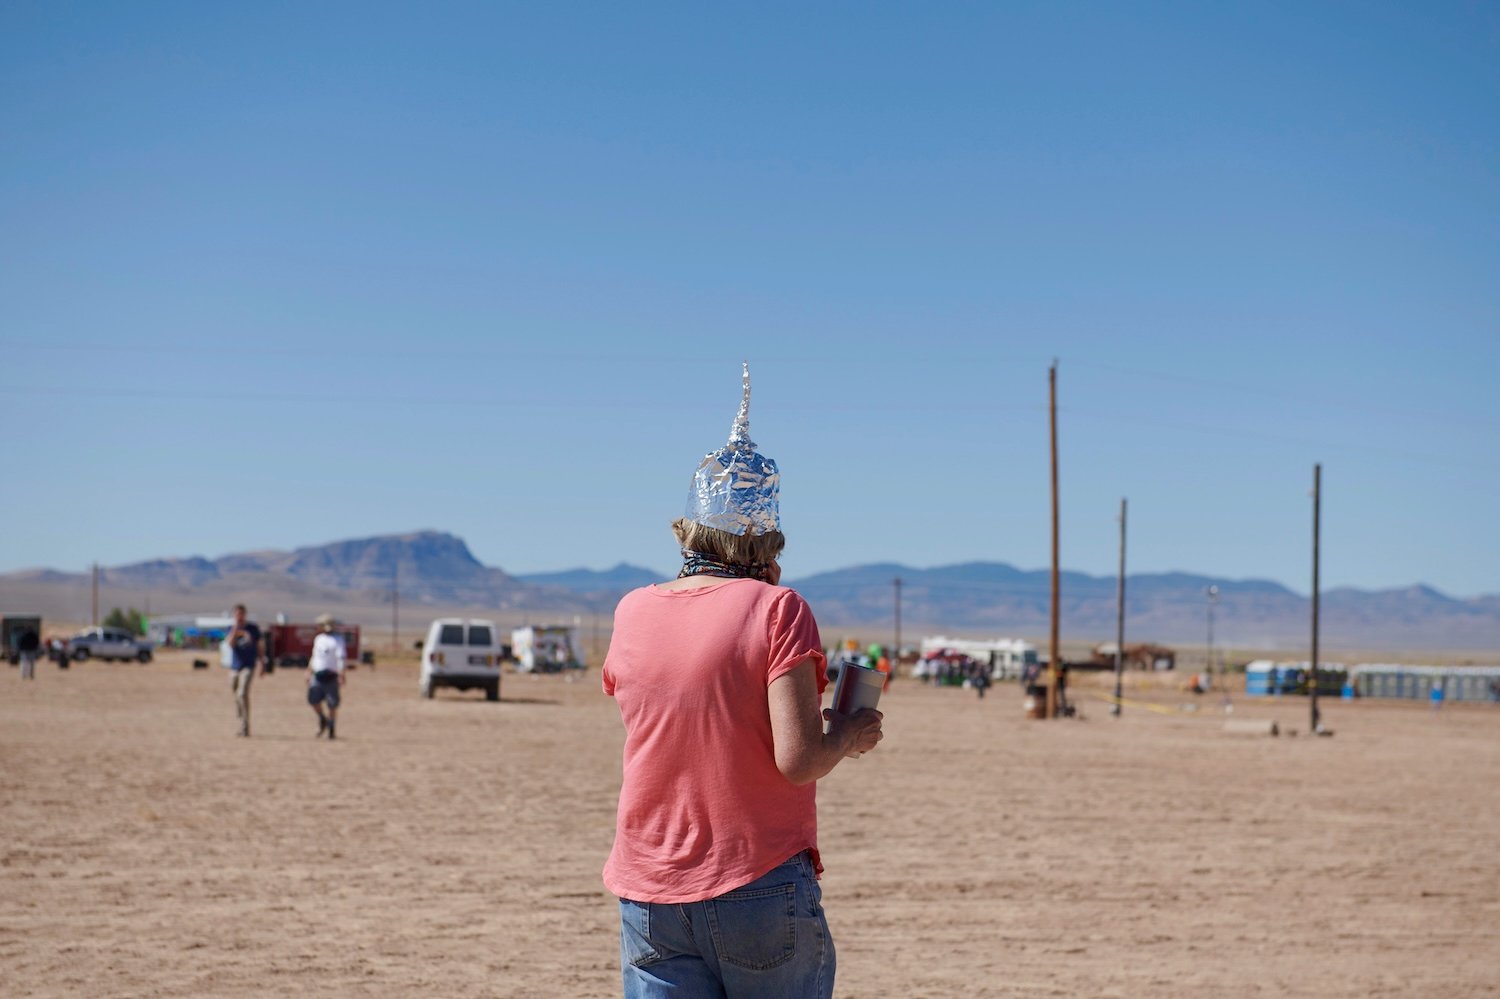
893, 577, 903, 669
392, 560, 400, 655
1048, 363, 1060, 720
1310, 463, 1322, 734
1206, 584, 1219, 693
91, 562, 99, 626
1112, 498, 1127, 716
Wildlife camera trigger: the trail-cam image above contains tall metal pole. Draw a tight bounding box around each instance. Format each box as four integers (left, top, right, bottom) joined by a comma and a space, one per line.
1310, 463, 1322, 734
91, 562, 99, 626
1220, 596, 1234, 710
893, 577, 903, 672
392, 559, 400, 655
1047, 363, 1060, 720
1112, 498, 1127, 716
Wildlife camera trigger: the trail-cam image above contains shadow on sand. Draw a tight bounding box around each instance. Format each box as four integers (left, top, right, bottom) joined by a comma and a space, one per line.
428, 695, 562, 707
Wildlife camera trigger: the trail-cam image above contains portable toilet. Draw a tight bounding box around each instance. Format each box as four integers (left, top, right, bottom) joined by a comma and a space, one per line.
1244, 660, 1276, 696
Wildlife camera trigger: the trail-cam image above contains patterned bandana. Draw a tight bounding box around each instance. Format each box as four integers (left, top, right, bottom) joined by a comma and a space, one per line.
677, 549, 771, 582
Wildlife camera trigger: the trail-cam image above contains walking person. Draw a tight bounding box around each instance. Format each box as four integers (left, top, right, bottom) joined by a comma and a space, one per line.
16, 627, 40, 680
970, 660, 992, 700
307, 613, 346, 739
602, 365, 884, 999
225, 604, 262, 737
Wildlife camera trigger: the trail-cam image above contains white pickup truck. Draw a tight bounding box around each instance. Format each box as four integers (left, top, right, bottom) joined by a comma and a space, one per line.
69, 627, 154, 663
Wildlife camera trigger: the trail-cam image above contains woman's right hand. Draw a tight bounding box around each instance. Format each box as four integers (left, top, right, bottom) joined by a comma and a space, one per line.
822, 706, 884, 756
770, 660, 886, 784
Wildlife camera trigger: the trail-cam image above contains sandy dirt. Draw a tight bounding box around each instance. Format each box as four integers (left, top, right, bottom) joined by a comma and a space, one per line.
2, 653, 1497, 998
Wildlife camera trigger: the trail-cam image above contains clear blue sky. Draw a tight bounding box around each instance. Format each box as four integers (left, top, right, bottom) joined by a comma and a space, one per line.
3, 2, 1497, 597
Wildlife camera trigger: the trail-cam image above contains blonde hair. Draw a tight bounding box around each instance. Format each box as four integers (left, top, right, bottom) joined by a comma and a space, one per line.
671, 518, 784, 568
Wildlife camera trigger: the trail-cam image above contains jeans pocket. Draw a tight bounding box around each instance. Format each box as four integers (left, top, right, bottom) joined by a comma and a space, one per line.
619, 899, 662, 968
708, 882, 798, 970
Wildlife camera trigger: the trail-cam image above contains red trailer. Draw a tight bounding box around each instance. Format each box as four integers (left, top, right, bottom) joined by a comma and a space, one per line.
266, 623, 363, 668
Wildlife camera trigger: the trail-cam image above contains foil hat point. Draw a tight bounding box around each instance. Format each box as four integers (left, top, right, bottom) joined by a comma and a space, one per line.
685, 362, 781, 537
727, 361, 754, 452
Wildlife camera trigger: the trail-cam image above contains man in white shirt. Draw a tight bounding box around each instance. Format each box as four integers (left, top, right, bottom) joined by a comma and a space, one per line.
307, 613, 347, 739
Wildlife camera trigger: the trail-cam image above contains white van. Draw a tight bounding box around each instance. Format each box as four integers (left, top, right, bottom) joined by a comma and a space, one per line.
511, 624, 584, 673
420, 618, 502, 701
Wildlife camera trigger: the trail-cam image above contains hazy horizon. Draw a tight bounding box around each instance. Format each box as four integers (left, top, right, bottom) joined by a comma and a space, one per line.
3, 526, 1494, 601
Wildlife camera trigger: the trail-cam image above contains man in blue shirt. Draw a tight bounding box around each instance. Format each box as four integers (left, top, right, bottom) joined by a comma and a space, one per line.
227, 603, 262, 737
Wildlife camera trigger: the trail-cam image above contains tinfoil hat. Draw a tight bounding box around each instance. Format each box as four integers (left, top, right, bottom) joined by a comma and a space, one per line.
684, 363, 780, 536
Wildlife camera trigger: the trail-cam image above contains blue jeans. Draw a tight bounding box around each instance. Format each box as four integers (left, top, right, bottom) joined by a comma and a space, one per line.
307, 671, 341, 708
618, 851, 835, 999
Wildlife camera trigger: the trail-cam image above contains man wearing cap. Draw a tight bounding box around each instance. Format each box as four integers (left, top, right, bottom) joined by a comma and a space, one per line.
307, 613, 347, 739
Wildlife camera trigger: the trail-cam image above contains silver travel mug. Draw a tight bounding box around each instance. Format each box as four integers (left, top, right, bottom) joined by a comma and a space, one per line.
827, 660, 884, 757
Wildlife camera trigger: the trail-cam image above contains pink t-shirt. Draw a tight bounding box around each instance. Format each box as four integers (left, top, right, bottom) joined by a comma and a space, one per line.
602, 577, 828, 903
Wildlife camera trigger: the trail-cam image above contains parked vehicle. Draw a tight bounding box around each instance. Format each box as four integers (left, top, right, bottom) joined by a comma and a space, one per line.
69, 626, 154, 663
420, 618, 502, 700
266, 622, 363, 668
917, 636, 1037, 681
511, 624, 584, 673
1086, 642, 1176, 671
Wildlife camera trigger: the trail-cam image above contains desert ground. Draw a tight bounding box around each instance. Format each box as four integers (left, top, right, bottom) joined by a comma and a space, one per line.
3, 650, 1497, 998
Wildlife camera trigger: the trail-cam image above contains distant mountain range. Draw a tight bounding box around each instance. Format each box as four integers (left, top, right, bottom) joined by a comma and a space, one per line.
2, 531, 1497, 652
1, 531, 595, 613
515, 564, 663, 595
788, 563, 1500, 651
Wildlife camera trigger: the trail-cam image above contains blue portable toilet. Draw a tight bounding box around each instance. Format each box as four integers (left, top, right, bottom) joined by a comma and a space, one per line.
1244, 660, 1276, 696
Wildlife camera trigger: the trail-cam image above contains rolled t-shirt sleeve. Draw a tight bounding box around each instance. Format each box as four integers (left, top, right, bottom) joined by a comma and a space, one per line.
766, 590, 827, 692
